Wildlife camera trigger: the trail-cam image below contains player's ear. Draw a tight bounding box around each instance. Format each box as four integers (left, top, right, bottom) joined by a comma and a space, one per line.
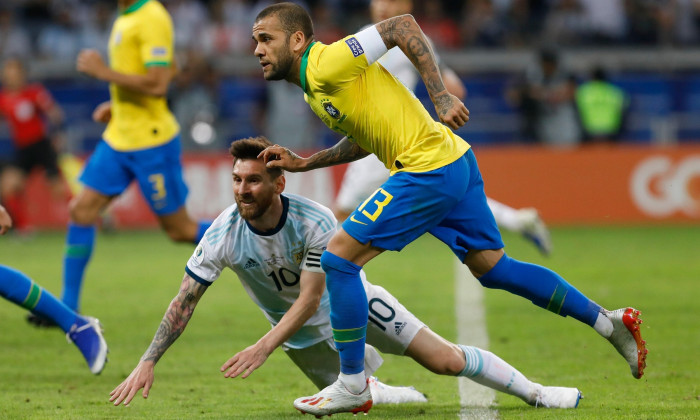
290, 31, 306, 54
275, 174, 286, 194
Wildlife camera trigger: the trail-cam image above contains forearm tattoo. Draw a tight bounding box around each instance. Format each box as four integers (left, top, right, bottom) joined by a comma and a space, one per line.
306, 137, 369, 169
433, 92, 454, 119
141, 277, 204, 363
378, 16, 446, 100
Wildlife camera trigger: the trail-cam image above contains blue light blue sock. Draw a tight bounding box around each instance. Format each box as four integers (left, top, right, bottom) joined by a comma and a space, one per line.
478, 254, 601, 326
320, 251, 367, 375
62, 223, 96, 312
195, 221, 212, 244
0, 264, 79, 332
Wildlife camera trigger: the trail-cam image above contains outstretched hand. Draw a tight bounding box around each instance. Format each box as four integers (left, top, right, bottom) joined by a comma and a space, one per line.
109, 361, 155, 406
220, 343, 271, 380
434, 92, 470, 130
257, 145, 306, 172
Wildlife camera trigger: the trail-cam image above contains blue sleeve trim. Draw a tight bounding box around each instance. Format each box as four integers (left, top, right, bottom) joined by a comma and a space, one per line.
185, 266, 212, 286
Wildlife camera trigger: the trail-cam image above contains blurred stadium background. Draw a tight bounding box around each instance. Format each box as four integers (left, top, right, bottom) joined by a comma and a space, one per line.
1, 1, 699, 419
2, 0, 700, 229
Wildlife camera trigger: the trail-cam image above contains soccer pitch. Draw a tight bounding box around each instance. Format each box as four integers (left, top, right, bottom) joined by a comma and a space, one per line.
0, 226, 698, 419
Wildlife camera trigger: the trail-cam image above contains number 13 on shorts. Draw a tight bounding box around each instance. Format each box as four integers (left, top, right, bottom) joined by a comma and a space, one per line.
357, 188, 393, 222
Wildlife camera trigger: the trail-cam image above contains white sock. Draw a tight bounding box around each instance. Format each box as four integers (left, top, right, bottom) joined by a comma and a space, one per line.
487, 198, 522, 232
458, 345, 537, 403
593, 311, 613, 338
339, 372, 366, 394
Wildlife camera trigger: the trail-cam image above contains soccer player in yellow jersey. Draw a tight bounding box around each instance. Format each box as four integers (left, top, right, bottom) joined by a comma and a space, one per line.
45, 0, 212, 316
252, 3, 647, 417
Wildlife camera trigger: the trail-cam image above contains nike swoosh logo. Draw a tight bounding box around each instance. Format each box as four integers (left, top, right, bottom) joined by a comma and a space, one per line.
349, 214, 367, 225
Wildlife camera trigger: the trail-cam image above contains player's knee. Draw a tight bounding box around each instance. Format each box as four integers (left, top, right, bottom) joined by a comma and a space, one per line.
162, 224, 193, 243
474, 253, 511, 288
421, 343, 465, 376
320, 251, 359, 274
68, 197, 99, 225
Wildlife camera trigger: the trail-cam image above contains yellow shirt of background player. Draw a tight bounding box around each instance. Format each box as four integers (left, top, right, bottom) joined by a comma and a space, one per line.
103, 0, 179, 151
301, 35, 469, 175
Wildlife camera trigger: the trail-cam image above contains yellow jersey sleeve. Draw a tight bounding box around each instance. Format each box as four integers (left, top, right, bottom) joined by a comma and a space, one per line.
309, 36, 373, 92
139, 9, 173, 68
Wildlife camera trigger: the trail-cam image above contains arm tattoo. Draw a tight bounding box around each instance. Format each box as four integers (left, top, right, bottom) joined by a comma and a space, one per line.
377, 16, 447, 100
434, 92, 454, 118
304, 137, 369, 170
141, 276, 206, 363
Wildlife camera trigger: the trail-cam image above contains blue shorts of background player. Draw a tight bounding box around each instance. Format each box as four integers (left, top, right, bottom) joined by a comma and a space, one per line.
80, 136, 188, 215
342, 149, 503, 261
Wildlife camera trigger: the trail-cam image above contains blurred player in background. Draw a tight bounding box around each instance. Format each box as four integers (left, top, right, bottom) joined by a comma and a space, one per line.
0, 204, 108, 374
0, 57, 67, 234
334, 0, 552, 255
110, 137, 581, 409
253, 4, 646, 416
45, 0, 212, 317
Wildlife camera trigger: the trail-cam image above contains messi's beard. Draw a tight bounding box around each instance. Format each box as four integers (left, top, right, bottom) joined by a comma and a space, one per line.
235, 193, 274, 221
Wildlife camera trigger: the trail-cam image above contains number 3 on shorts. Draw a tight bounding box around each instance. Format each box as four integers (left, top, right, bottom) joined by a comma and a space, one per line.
358, 188, 393, 222
148, 173, 167, 201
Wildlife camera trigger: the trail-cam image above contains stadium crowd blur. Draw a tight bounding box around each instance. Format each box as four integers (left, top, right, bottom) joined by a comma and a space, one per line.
1, 0, 700, 153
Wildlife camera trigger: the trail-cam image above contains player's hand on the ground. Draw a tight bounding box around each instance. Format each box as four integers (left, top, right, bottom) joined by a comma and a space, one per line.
220, 344, 271, 379
434, 92, 470, 130
258, 145, 305, 172
92, 101, 112, 124
77, 49, 108, 80
109, 361, 155, 406
0, 205, 12, 235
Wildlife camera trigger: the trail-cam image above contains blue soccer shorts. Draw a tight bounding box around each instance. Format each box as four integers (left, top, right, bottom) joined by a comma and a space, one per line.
341, 149, 504, 262
79, 135, 189, 215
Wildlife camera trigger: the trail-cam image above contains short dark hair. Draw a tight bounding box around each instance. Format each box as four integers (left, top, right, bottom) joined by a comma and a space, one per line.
229, 136, 283, 179
255, 2, 314, 39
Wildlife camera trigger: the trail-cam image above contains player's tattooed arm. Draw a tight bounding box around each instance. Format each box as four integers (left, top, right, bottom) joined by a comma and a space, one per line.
140, 274, 207, 364
375, 15, 470, 129
259, 137, 369, 172
303, 137, 369, 169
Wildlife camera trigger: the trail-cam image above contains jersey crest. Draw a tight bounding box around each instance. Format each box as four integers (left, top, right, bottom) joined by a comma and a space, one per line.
321, 99, 342, 120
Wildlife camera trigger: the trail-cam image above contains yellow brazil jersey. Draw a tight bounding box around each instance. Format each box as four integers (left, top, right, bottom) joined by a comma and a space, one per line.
103, 0, 179, 151
300, 37, 469, 175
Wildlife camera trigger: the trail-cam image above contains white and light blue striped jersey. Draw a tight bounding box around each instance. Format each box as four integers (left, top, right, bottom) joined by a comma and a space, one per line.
185, 193, 337, 349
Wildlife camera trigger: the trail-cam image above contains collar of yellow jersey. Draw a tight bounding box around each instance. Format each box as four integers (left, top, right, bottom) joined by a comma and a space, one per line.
120, 0, 149, 15
300, 41, 316, 94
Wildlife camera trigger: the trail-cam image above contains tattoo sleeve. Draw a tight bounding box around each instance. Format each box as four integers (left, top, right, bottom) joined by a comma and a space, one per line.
303, 137, 369, 170
376, 15, 450, 113
141, 275, 207, 363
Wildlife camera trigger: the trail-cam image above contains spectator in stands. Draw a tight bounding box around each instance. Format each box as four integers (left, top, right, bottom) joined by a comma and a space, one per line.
543, 0, 589, 46
461, 0, 508, 47
579, 0, 626, 44
171, 51, 221, 150
0, 57, 66, 234
508, 47, 581, 146
36, 9, 81, 60
0, 8, 31, 61
78, 1, 114, 57
575, 66, 628, 143
415, 1, 462, 49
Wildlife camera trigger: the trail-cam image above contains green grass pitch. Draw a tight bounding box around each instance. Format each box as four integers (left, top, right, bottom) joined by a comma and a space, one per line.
0, 226, 698, 419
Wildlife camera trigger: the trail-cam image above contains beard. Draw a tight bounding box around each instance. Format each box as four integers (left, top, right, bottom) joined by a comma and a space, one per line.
265, 43, 294, 81
235, 193, 274, 221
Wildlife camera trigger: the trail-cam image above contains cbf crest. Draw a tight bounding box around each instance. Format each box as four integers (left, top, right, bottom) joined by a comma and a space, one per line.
321, 98, 344, 121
